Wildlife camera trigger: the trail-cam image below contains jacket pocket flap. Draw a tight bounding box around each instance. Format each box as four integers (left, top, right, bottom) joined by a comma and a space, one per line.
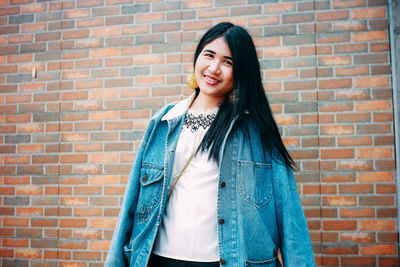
140, 163, 163, 186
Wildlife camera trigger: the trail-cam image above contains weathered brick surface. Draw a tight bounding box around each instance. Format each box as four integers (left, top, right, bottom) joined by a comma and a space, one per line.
0, 0, 396, 266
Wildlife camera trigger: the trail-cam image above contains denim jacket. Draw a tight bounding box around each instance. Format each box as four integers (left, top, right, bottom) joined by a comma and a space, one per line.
105, 94, 316, 267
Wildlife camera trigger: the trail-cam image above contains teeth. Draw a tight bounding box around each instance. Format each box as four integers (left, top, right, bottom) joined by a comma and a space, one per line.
205, 75, 217, 83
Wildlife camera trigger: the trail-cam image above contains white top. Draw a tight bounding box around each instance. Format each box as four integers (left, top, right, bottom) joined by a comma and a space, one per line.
152, 107, 220, 262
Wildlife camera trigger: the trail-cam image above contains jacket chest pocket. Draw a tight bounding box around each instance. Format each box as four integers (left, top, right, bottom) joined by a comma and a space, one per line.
137, 163, 164, 217
237, 161, 273, 209
245, 256, 278, 267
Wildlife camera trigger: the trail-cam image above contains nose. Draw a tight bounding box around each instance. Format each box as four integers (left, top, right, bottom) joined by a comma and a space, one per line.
208, 60, 221, 75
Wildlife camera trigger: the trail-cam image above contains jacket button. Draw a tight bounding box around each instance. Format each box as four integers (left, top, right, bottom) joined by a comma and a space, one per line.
220, 259, 226, 264
221, 181, 226, 188
219, 218, 225, 224
142, 175, 148, 182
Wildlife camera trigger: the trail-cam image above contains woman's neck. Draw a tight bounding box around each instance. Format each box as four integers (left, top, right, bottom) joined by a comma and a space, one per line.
190, 92, 222, 111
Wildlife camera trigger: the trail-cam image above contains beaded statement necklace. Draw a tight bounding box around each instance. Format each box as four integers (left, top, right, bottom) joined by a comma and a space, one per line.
183, 108, 218, 133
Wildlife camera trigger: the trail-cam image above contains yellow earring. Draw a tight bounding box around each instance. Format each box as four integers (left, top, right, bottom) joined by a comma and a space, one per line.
187, 73, 198, 89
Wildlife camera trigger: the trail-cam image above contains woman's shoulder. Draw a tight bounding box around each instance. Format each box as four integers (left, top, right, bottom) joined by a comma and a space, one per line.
150, 101, 178, 122
150, 93, 196, 123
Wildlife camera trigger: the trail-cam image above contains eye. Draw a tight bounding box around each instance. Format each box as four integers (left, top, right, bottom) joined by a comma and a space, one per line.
224, 59, 233, 66
204, 53, 214, 58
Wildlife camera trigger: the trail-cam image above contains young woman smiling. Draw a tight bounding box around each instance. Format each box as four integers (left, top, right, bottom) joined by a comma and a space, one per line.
105, 22, 315, 267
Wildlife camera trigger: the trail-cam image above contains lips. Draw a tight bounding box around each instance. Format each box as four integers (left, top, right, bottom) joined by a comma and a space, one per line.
204, 74, 219, 86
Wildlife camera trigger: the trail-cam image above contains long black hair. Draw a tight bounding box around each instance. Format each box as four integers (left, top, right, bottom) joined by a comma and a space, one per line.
194, 22, 295, 169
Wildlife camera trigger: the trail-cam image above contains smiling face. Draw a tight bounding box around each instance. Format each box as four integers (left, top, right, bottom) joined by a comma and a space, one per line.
194, 37, 234, 105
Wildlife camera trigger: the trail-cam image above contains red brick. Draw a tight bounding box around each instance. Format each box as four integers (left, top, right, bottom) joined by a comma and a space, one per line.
74, 164, 102, 175
0, 228, 14, 237
323, 220, 357, 230
63, 29, 89, 40
290, 149, 319, 160
263, 3, 296, 13
183, 20, 212, 31
333, 0, 366, 8
32, 155, 58, 164
376, 184, 396, 194
61, 133, 88, 142
4, 217, 29, 227
355, 76, 389, 88
300, 46, 332, 56
0, 186, 14, 195
282, 13, 314, 24
378, 232, 398, 242
323, 196, 356, 206
248, 16, 279, 26
61, 91, 88, 101
357, 148, 392, 159
323, 244, 358, 255
4, 176, 30, 185
16, 207, 42, 216
317, 10, 349, 21
73, 229, 102, 239
74, 207, 102, 217
339, 184, 373, 194
360, 220, 395, 231
374, 113, 393, 122
90, 47, 119, 58
371, 43, 390, 52
338, 136, 372, 147
352, 7, 386, 19
335, 43, 367, 53
64, 9, 90, 19
360, 244, 396, 255
89, 240, 110, 250
31, 218, 58, 227
319, 55, 351, 66
104, 187, 125, 195
358, 172, 393, 182
44, 250, 71, 260
3, 238, 29, 247
319, 78, 351, 89
16, 186, 43, 195
341, 257, 376, 266
357, 124, 391, 134
135, 13, 163, 23
61, 154, 87, 163
340, 208, 374, 218
320, 125, 354, 135
15, 248, 42, 259
303, 185, 336, 194
60, 218, 87, 228
0, 207, 15, 216
5, 155, 30, 164
89, 218, 116, 228
73, 251, 101, 260
89, 153, 118, 163
353, 31, 387, 42
321, 148, 354, 159
60, 197, 88, 206
264, 47, 296, 57
378, 257, 399, 267
359, 196, 394, 206
74, 143, 102, 152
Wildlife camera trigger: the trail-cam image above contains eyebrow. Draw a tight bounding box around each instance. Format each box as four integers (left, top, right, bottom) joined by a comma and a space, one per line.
203, 49, 233, 61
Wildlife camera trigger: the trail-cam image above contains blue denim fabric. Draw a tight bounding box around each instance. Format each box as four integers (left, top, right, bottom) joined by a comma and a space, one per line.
105, 99, 316, 267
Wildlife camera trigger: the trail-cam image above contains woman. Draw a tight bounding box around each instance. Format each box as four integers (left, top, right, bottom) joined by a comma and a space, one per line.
105, 22, 315, 267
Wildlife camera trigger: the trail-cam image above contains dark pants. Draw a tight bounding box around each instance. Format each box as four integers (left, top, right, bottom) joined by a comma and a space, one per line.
149, 254, 220, 267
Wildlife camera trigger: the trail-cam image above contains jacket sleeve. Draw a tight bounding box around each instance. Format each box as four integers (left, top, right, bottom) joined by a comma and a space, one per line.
273, 161, 316, 267
105, 120, 154, 266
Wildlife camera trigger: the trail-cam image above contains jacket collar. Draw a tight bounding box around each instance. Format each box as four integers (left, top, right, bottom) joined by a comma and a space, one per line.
161, 92, 196, 121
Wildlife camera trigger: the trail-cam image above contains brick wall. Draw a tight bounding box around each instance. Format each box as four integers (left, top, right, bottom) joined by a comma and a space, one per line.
0, 0, 397, 266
